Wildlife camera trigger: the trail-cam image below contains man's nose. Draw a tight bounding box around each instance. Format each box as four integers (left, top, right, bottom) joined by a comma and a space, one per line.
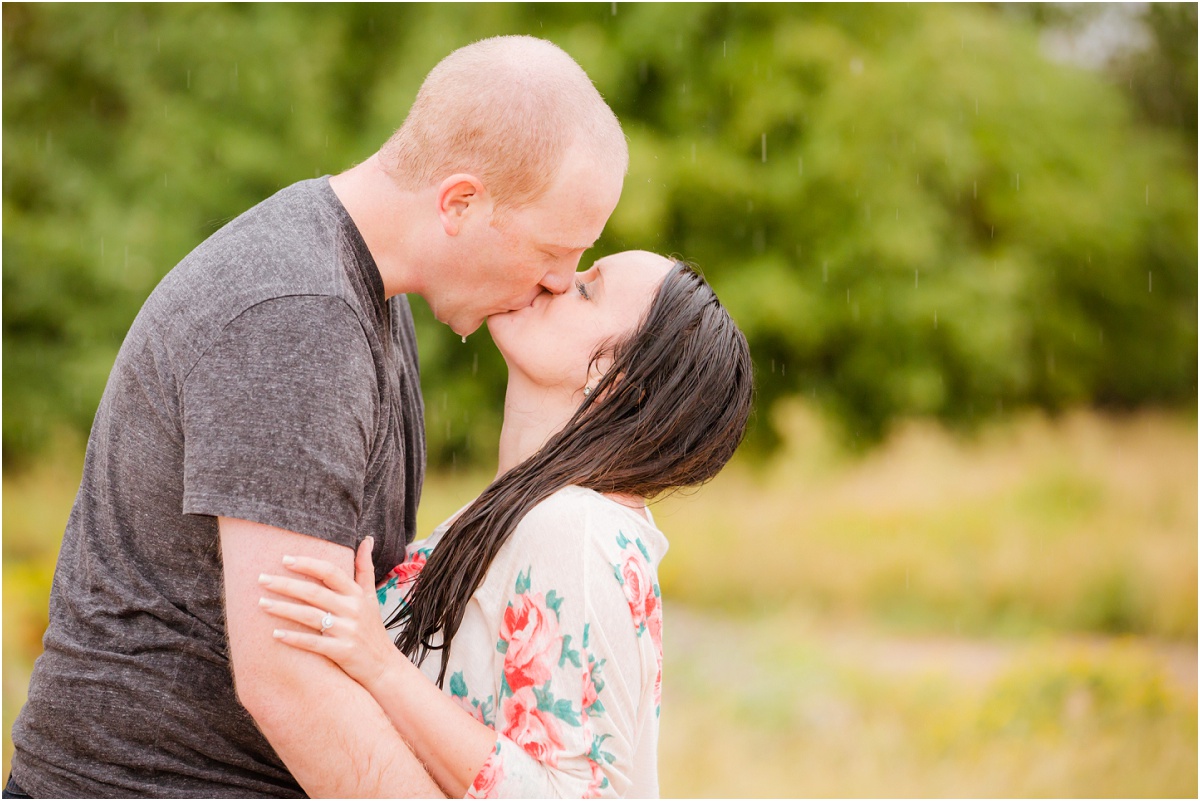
539, 268, 574, 295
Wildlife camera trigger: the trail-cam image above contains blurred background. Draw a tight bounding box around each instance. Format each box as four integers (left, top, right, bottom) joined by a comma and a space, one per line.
3, 3, 1196, 796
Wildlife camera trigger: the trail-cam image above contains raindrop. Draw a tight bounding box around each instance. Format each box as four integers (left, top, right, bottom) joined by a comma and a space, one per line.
916, 173, 921, 186
761, 133, 767, 163
611, 1, 616, 14
472, 353, 479, 374
771, 359, 776, 373
461, 335, 467, 344
850, 57, 863, 75
846, 289, 850, 304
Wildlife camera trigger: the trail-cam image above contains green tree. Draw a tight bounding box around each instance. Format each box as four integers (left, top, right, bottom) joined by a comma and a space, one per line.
3, 3, 1195, 466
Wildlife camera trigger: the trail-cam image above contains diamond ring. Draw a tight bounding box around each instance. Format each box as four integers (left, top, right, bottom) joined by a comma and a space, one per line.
319, 612, 334, 633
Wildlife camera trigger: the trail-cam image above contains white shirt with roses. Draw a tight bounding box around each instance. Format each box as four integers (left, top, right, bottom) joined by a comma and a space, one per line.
377, 485, 667, 799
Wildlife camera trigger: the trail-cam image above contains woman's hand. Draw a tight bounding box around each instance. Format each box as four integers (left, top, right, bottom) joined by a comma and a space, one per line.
258, 537, 398, 693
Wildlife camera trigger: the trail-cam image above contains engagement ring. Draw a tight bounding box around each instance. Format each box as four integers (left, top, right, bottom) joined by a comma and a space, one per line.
319, 612, 334, 633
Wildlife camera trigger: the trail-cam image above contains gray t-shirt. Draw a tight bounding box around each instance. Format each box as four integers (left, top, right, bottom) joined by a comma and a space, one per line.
11, 178, 425, 797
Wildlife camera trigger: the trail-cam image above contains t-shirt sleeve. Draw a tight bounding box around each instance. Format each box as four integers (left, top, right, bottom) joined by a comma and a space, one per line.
463, 503, 662, 799
181, 295, 377, 546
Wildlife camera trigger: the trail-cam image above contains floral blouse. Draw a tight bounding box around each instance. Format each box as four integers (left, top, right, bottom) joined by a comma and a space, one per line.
376, 486, 667, 799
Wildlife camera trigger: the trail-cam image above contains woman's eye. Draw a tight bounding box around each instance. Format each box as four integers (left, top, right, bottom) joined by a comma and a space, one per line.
576, 280, 591, 300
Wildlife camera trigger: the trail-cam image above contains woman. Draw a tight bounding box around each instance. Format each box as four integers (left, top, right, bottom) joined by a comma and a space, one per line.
257, 250, 752, 797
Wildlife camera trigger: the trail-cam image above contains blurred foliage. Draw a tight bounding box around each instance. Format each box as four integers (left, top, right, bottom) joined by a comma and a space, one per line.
3, 3, 1196, 467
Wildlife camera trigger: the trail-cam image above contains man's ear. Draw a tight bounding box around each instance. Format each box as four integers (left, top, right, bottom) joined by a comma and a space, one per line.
436, 173, 491, 236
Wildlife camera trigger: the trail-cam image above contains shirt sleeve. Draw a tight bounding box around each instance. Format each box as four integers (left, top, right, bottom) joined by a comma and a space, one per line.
463, 502, 663, 799
181, 295, 377, 546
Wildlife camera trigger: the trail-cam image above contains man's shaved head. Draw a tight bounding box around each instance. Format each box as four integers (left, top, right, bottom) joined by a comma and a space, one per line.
380, 36, 627, 210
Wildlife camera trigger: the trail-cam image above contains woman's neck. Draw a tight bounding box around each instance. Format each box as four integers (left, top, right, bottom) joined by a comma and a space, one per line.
495, 377, 577, 479
494, 376, 649, 521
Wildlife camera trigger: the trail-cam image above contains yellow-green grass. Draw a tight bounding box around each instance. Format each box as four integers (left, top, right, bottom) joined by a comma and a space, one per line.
659, 606, 1196, 797
4, 407, 1196, 794
653, 402, 1197, 639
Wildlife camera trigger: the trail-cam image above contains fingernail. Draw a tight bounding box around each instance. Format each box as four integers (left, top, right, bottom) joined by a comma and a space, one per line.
282, 555, 295, 565
272, 629, 286, 639
365, 537, 374, 548
258, 597, 273, 609
257, 573, 271, 584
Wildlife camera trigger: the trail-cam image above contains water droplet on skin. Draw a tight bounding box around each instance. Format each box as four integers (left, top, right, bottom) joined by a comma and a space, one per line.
461, 335, 467, 344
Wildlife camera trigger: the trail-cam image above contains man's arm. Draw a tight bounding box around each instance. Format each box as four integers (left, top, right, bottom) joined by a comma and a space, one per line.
219, 517, 443, 798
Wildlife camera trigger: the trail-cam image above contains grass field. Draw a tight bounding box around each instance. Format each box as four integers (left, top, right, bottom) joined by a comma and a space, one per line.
4, 405, 1196, 796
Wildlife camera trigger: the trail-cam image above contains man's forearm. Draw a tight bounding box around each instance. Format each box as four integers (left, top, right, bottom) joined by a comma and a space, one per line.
220, 517, 443, 798
240, 656, 443, 798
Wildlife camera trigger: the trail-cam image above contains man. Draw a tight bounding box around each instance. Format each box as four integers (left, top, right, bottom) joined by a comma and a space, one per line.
8, 35, 626, 798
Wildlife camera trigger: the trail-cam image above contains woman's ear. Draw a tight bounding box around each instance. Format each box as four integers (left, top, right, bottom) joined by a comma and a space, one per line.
436, 173, 492, 236
585, 353, 615, 394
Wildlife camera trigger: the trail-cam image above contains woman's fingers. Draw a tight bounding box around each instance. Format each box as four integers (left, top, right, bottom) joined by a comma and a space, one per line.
258, 572, 344, 613
259, 596, 330, 632
271, 628, 342, 660
276, 554, 360, 596
354, 537, 376, 594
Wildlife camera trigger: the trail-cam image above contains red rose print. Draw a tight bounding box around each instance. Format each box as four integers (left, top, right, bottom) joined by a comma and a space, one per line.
466, 747, 505, 799
581, 662, 599, 713
388, 550, 427, 586
620, 551, 653, 631
499, 592, 561, 692
583, 757, 605, 799
501, 687, 567, 767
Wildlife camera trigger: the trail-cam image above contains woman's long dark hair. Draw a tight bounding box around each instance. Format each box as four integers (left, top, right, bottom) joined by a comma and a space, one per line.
391, 261, 754, 685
